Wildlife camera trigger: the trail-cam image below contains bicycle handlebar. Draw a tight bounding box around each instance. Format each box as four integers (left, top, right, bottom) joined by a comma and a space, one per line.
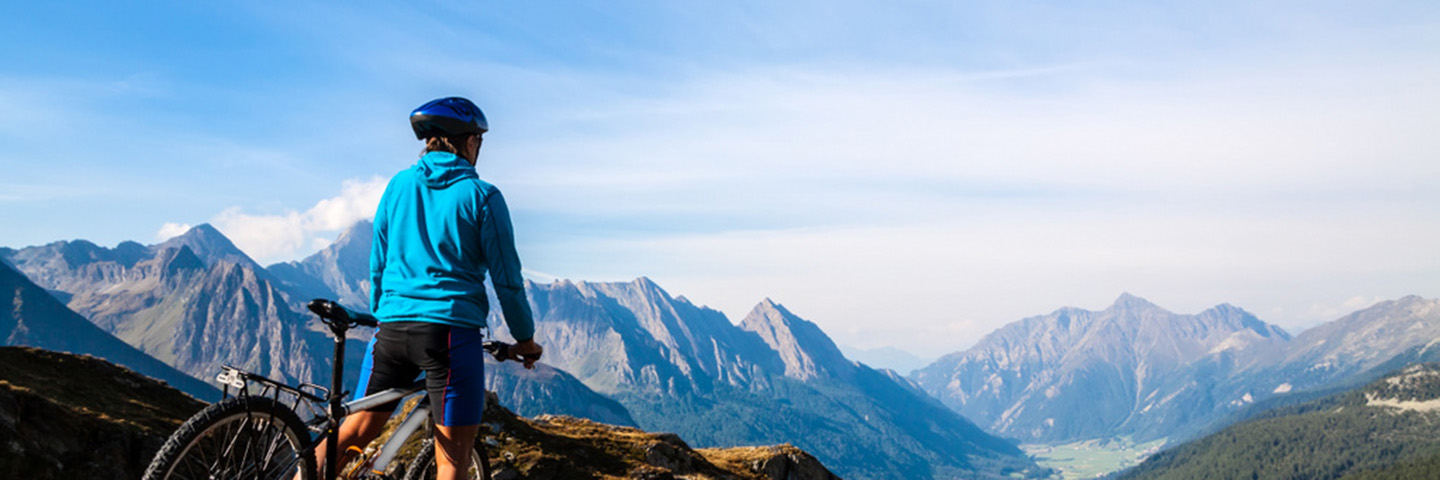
308, 298, 537, 364
483, 340, 541, 364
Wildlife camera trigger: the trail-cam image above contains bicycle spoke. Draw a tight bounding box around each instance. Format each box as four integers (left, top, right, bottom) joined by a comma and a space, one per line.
259, 420, 302, 479
240, 416, 268, 477
175, 413, 296, 480
145, 395, 315, 480
212, 414, 249, 476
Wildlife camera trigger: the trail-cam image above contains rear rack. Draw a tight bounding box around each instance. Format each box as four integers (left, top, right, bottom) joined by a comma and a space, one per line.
217, 365, 331, 431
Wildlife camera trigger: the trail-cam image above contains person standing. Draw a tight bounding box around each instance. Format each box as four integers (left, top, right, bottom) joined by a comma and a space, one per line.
322, 96, 543, 480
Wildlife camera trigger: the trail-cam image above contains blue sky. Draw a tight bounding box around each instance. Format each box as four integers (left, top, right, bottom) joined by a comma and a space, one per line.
2, 1, 1437, 357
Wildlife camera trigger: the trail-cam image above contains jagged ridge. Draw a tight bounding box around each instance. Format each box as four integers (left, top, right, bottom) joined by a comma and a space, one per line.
912, 293, 1291, 443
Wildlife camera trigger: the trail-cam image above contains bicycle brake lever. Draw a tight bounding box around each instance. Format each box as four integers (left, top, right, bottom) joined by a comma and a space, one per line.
483, 341, 511, 362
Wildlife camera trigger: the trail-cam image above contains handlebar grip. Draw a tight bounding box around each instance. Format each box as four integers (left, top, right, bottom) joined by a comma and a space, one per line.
482, 341, 540, 364
483, 341, 511, 362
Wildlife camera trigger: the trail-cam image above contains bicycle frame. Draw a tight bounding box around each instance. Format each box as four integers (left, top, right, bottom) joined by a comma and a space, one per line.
199, 299, 505, 480
217, 364, 434, 479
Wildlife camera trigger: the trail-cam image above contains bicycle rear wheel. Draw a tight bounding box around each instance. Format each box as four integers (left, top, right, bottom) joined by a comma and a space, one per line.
143, 395, 317, 480
402, 439, 487, 480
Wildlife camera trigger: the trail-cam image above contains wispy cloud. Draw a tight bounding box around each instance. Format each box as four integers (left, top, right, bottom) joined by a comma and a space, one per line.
159, 176, 386, 264
154, 222, 192, 242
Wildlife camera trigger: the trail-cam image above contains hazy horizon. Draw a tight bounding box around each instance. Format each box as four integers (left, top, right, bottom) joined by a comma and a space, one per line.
3, 1, 1437, 358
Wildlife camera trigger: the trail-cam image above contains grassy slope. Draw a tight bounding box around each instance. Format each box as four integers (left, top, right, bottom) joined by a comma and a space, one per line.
0, 346, 205, 480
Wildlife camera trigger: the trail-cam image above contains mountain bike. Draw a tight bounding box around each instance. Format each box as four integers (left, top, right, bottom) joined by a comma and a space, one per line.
142, 299, 526, 480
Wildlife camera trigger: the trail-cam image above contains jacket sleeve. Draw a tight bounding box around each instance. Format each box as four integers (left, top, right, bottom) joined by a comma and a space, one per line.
480, 189, 536, 341
369, 191, 390, 313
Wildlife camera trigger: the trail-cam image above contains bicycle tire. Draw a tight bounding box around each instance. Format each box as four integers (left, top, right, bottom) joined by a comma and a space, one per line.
142, 395, 317, 480
402, 439, 488, 480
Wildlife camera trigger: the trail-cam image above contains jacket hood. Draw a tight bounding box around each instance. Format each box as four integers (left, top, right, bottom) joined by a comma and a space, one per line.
412, 151, 477, 188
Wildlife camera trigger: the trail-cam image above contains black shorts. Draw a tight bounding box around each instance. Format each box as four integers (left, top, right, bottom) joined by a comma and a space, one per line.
352, 321, 486, 426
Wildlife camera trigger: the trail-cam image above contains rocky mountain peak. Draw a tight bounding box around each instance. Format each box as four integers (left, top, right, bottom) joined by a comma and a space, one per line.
57, 240, 107, 268
334, 219, 371, 245
153, 223, 261, 271
1201, 303, 1291, 340
113, 241, 149, 268
1109, 292, 1163, 312
265, 221, 373, 312
739, 299, 852, 381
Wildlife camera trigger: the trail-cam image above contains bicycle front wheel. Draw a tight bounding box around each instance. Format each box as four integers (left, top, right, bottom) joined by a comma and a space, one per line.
142, 395, 317, 480
402, 439, 487, 480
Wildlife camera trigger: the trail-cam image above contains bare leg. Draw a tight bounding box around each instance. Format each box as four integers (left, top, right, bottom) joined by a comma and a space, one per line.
309, 410, 393, 478
433, 424, 481, 480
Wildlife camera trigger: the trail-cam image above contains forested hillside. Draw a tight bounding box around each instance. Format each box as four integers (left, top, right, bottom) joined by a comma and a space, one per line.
1118, 363, 1440, 479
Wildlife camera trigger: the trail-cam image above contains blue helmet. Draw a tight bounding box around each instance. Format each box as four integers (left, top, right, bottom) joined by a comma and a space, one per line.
410, 97, 488, 140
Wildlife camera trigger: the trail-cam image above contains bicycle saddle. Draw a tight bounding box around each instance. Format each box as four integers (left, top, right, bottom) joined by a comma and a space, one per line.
307, 299, 380, 328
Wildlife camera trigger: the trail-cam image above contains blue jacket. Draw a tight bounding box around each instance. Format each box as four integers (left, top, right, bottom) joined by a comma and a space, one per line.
369, 151, 535, 340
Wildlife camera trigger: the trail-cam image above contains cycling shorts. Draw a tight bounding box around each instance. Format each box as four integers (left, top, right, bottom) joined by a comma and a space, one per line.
353, 321, 486, 426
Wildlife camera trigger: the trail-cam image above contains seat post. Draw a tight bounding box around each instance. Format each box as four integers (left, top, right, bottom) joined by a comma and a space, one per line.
324, 323, 348, 480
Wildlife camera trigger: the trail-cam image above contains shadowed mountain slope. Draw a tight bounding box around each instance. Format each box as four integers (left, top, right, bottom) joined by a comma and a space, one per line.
1, 262, 218, 399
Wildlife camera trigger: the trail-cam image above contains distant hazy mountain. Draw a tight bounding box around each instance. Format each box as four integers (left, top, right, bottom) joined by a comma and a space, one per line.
913, 294, 1440, 447
840, 344, 933, 376
267, 220, 373, 313
912, 293, 1292, 443
0, 262, 219, 399
492, 278, 1045, 480
2, 225, 350, 389
1118, 362, 1440, 479
1232, 295, 1440, 395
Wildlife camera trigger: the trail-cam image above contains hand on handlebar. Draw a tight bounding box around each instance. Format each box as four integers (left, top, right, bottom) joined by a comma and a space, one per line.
510, 339, 543, 370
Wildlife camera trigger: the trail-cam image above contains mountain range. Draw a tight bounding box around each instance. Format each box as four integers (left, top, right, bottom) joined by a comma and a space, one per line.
488, 280, 1042, 479
911, 293, 1440, 446
1, 261, 217, 398
2, 226, 341, 393
1, 224, 1047, 479
6, 221, 1438, 478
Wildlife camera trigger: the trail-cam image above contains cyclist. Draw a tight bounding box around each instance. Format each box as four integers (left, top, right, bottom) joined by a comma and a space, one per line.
318, 96, 543, 480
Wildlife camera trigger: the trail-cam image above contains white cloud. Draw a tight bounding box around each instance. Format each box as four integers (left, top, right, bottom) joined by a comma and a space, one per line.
205, 176, 386, 264
304, 177, 389, 231
155, 222, 193, 242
